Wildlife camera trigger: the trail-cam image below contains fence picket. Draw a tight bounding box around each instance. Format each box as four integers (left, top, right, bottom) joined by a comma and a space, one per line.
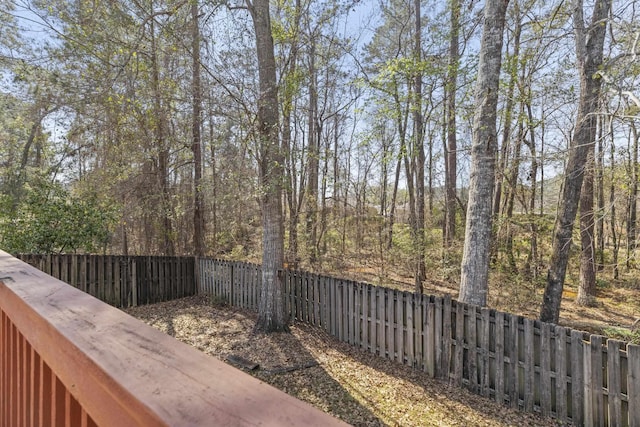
628, 344, 640, 425
554, 325, 568, 421
523, 318, 534, 412
571, 330, 585, 425
508, 314, 519, 409
607, 339, 622, 426
451, 302, 462, 386
540, 322, 552, 416
495, 311, 505, 405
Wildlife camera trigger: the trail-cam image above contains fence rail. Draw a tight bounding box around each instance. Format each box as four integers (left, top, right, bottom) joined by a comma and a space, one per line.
0, 251, 345, 426
198, 258, 640, 427
17, 254, 196, 308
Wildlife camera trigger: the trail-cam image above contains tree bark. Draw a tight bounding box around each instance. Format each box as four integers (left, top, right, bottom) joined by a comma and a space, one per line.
540, 0, 609, 323
577, 146, 596, 305
627, 123, 639, 268
443, 0, 460, 246
459, 0, 509, 306
413, 0, 425, 293
249, 0, 288, 332
191, 0, 205, 256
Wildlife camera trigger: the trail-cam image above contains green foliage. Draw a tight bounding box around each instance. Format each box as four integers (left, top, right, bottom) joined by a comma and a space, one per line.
0, 177, 117, 254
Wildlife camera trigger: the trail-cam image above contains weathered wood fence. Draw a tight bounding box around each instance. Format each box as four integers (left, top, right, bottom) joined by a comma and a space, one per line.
14, 254, 640, 425
17, 254, 196, 308
198, 258, 640, 427
1, 251, 345, 426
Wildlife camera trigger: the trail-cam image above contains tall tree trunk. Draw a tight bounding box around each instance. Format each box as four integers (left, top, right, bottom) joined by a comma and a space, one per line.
610, 120, 620, 279
459, 0, 510, 306
504, 115, 524, 270
595, 115, 605, 271
209, 116, 218, 255
413, 0, 425, 293
444, 0, 460, 246
524, 99, 539, 278
306, 41, 319, 265
150, 18, 174, 256
282, 0, 301, 268
387, 156, 402, 249
191, 0, 205, 256
627, 123, 639, 269
493, 7, 520, 221
577, 145, 596, 305
540, 0, 609, 323
249, 0, 288, 332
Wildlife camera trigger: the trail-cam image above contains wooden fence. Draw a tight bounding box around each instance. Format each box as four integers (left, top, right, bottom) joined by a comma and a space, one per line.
0, 251, 345, 426
198, 258, 640, 427
17, 254, 196, 308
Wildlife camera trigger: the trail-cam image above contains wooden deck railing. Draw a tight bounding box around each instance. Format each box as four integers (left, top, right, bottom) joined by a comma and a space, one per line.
0, 251, 346, 427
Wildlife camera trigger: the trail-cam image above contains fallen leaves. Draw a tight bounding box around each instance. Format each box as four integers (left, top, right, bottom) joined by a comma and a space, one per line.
126, 295, 564, 426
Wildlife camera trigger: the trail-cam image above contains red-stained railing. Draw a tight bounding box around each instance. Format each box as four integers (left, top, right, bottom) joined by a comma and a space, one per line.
0, 250, 346, 427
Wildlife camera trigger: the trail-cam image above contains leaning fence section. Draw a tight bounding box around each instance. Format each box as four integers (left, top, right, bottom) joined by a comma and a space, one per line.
197, 258, 640, 427
17, 254, 196, 308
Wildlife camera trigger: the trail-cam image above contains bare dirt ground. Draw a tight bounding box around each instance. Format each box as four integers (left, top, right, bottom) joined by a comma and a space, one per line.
126, 295, 564, 426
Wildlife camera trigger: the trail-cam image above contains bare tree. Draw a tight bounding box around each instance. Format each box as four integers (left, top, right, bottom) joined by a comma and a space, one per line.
192, 0, 205, 256
459, 0, 510, 306
540, 0, 610, 323
248, 0, 288, 332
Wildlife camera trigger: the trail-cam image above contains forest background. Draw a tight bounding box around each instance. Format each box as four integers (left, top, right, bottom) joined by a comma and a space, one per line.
0, 0, 639, 334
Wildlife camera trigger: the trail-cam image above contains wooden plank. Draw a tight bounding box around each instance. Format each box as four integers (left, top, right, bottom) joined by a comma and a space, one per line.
369, 286, 377, 354
554, 325, 568, 422
453, 302, 464, 387
406, 292, 414, 367
434, 297, 443, 379
508, 314, 520, 409
330, 279, 337, 337
295, 272, 302, 322
303, 272, 310, 324
361, 284, 368, 350
395, 291, 404, 364
540, 322, 552, 417
345, 281, 359, 345
583, 336, 594, 427
377, 287, 386, 358
570, 330, 584, 425
369, 286, 378, 357
342, 280, 349, 340
312, 274, 318, 328
387, 290, 395, 362
480, 308, 490, 397
79, 255, 87, 294
337, 281, 344, 342
523, 318, 534, 412
106, 257, 113, 306
590, 335, 604, 426
628, 344, 640, 426
320, 276, 331, 333
494, 311, 505, 405
424, 301, 435, 377
70, 256, 78, 289
468, 307, 478, 393
354, 283, 361, 347
441, 296, 452, 381
114, 259, 122, 308
97, 256, 104, 303
415, 294, 423, 368
607, 339, 622, 427
131, 258, 137, 307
